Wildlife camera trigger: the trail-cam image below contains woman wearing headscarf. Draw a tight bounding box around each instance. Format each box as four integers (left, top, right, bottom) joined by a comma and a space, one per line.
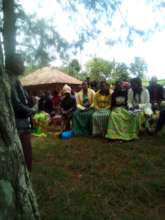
60, 84, 76, 131
92, 81, 112, 136
73, 81, 95, 136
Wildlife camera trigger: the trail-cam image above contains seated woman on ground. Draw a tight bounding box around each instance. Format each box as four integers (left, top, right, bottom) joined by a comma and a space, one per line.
106, 78, 153, 141
111, 80, 128, 109
105, 80, 133, 141
127, 77, 153, 132
92, 80, 112, 136
73, 81, 95, 136
60, 84, 76, 131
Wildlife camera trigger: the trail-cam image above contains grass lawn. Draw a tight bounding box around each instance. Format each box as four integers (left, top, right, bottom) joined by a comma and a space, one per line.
31, 132, 165, 220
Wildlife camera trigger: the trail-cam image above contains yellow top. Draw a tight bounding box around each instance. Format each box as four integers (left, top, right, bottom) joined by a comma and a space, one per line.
76, 88, 95, 110
94, 90, 112, 109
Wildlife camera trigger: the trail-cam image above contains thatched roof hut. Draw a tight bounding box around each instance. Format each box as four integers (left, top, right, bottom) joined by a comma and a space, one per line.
21, 67, 82, 94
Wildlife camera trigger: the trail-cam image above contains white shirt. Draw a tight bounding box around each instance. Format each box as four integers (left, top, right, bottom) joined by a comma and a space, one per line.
127, 88, 152, 115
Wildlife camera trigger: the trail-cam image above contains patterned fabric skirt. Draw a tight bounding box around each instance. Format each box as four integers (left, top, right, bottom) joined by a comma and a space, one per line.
92, 109, 111, 136
73, 109, 94, 136
106, 107, 145, 141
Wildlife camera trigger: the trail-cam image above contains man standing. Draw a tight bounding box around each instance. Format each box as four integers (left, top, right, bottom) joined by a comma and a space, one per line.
6, 53, 36, 171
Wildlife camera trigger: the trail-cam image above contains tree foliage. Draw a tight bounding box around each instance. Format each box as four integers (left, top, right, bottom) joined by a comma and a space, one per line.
18, 16, 70, 69
56, 0, 165, 48
1, 0, 71, 68
0, 1, 40, 219
59, 59, 81, 78
113, 62, 130, 81
86, 57, 113, 80
130, 57, 148, 79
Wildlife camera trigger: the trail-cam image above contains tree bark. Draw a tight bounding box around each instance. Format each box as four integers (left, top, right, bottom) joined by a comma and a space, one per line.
0, 38, 40, 220
2, 0, 16, 60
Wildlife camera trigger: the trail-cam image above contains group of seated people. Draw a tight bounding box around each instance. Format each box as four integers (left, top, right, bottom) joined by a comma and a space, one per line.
8, 53, 165, 174
32, 76, 165, 140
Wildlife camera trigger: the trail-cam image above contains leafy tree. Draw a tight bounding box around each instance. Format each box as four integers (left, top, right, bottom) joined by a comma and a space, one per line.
130, 57, 148, 79
18, 16, 70, 69
113, 62, 130, 81
2, 0, 16, 61
57, 0, 165, 47
0, 0, 40, 219
86, 57, 113, 80
58, 59, 81, 79
1, 0, 70, 68
66, 59, 81, 77
69, 59, 81, 72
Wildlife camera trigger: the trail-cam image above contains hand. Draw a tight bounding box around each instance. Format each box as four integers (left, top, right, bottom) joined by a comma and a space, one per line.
134, 105, 139, 110
32, 104, 38, 114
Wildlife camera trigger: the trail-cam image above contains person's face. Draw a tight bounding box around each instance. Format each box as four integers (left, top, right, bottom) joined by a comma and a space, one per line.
131, 81, 137, 90
14, 58, 25, 75
131, 80, 141, 91
82, 82, 88, 90
151, 77, 157, 85
115, 82, 122, 90
64, 92, 70, 97
100, 81, 107, 92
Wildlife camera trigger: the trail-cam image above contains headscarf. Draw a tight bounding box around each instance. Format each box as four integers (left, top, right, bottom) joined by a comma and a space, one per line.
63, 84, 71, 94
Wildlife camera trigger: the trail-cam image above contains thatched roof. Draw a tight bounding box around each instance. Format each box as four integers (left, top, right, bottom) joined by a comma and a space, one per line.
21, 67, 82, 86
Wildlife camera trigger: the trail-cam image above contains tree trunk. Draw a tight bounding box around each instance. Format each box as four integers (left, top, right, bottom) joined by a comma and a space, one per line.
2, 0, 16, 60
0, 41, 40, 220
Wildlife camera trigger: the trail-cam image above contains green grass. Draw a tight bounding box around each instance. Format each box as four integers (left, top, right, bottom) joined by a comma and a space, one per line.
31, 132, 165, 220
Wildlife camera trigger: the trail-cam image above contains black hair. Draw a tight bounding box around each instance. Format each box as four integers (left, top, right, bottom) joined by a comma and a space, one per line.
131, 77, 142, 103
53, 90, 58, 96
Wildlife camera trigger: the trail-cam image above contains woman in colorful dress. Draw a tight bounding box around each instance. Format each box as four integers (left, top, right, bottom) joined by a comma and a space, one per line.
106, 78, 152, 141
105, 80, 133, 140
92, 81, 112, 136
73, 81, 95, 136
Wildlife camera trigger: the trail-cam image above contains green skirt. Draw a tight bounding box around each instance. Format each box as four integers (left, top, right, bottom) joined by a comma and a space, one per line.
106, 107, 145, 141
92, 109, 111, 136
73, 109, 94, 136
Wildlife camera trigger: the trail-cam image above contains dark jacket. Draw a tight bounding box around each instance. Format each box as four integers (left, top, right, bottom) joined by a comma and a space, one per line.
11, 79, 33, 133
61, 95, 76, 112
148, 84, 163, 104
111, 89, 128, 109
